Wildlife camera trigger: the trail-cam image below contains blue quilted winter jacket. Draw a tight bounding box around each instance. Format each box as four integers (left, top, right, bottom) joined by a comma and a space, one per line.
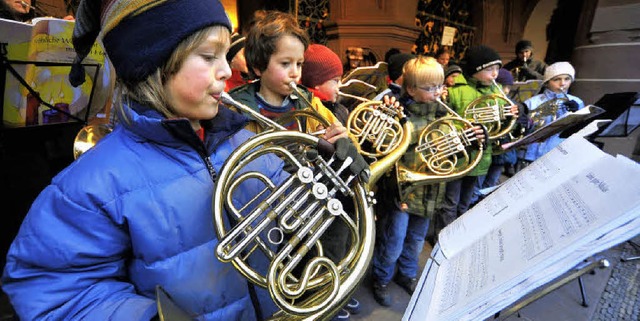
2, 101, 287, 320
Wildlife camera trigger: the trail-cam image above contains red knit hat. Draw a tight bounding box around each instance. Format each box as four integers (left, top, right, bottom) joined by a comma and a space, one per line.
301, 44, 343, 88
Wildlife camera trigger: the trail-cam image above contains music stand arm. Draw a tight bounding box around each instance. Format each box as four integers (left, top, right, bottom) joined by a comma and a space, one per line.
494, 254, 610, 320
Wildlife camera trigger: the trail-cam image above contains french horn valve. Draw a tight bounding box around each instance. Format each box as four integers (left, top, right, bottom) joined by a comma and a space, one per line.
347, 100, 404, 158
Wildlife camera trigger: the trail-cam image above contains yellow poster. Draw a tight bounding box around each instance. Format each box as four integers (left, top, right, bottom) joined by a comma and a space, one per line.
1, 17, 114, 127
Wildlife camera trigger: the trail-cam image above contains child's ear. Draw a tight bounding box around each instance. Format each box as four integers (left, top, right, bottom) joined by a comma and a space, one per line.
252, 67, 262, 77
406, 86, 417, 97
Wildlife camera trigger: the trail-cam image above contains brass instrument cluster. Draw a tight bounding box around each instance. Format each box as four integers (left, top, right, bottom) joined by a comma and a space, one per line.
211, 75, 513, 318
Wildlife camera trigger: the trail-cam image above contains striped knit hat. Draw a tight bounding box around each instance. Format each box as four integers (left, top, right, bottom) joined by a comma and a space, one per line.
69, 0, 232, 87
226, 32, 246, 62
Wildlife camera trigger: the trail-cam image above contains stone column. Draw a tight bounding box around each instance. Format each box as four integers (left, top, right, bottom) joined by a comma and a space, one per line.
571, 0, 640, 104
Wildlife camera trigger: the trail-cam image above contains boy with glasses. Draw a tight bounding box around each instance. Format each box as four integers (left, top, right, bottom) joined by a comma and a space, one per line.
371, 56, 485, 306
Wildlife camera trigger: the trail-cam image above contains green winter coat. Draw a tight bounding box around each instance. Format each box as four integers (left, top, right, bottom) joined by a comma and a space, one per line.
446, 74, 504, 176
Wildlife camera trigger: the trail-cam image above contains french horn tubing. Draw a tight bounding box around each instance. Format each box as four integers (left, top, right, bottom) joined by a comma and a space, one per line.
461, 79, 517, 140
346, 98, 413, 190
276, 82, 332, 135
214, 92, 375, 320
338, 90, 370, 103
395, 98, 484, 200
528, 87, 570, 131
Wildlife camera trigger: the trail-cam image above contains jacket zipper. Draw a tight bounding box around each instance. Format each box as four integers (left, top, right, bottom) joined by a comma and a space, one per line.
202, 154, 217, 182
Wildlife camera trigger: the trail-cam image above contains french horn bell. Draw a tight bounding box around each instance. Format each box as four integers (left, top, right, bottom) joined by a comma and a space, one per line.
528, 88, 570, 132
72, 123, 113, 159
346, 99, 413, 190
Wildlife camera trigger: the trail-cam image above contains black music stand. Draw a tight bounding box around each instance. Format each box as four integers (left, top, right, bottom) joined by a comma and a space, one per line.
493, 254, 610, 320
0, 42, 102, 270
0, 42, 101, 129
561, 92, 640, 139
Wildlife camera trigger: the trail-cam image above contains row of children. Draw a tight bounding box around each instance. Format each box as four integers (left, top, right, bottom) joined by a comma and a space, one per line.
361, 43, 584, 307
0, 1, 585, 320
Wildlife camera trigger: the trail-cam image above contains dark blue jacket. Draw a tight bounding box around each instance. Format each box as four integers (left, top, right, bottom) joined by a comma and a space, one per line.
2, 101, 287, 320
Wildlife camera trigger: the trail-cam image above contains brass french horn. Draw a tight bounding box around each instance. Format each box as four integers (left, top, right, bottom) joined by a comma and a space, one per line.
462, 79, 517, 140
346, 98, 413, 190
73, 123, 113, 159
528, 87, 570, 131
510, 58, 528, 82
395, 98, 485, 200
214, 92, 375, 320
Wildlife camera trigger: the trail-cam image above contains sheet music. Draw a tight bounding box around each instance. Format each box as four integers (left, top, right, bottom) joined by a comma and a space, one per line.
439, 135, 607, 258
1, 17, 113, 127
501, 105, 605, 151
404, 137, 640, 321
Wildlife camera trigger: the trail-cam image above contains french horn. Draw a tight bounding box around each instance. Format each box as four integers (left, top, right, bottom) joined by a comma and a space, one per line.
73, 123, 113, 159
396, 98, 485, 200
213, 92, 375, 320
510, 58, 528, 82
462, 79, 517, 140
528, 87, 570, 131
275, 82, 332, 135
346, 98, 413, 190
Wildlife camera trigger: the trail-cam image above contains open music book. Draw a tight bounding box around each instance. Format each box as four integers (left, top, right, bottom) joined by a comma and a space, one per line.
403, 135, 640, 321
501, 105, 605, 150
0, 17, 113, 127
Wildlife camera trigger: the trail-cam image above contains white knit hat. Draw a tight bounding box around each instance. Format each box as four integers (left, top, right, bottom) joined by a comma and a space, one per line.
544, 61, 575, 83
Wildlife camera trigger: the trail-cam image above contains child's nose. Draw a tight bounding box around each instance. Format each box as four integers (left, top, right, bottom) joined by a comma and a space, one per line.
290, 65, 302, 78
218, 60, 232, 81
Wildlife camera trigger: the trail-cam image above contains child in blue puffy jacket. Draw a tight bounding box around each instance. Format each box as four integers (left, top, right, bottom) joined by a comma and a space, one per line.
1, 1, 367, 320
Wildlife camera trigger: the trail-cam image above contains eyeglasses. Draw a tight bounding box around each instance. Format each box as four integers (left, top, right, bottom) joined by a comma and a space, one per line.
417, 85, 445, 94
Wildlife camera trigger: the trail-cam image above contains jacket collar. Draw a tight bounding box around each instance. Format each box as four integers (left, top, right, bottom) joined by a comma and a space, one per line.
120, 100, 248, 154
543, 88, 568, 100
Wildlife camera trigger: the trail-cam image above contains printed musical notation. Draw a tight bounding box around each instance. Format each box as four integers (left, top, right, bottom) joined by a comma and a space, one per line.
404, 136, 640, 321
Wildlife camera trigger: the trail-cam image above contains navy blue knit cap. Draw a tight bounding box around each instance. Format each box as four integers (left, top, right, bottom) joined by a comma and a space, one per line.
70, 0, 232, 87
463, 45, 502, 76
496, 68, 514, 86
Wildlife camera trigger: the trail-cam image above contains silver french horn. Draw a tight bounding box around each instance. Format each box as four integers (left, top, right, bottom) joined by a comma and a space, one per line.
528, 87, 570, 131
213, 92, 375, 320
